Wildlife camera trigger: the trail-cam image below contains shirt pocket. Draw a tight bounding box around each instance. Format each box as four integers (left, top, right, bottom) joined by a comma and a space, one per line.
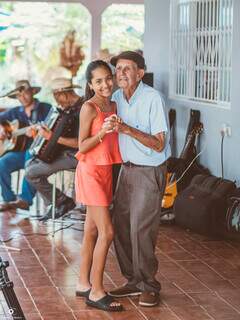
132, 123, 152, 156
135, 123, 150, 134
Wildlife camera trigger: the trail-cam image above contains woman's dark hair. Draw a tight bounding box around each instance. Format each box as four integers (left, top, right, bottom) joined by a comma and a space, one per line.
84, 60, 113, 101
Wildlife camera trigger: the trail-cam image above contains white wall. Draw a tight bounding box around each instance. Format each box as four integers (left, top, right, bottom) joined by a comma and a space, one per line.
144, 0, 240, 183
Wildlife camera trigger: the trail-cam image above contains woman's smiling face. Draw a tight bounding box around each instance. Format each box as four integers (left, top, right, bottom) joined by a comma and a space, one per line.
89, 66, 113, 98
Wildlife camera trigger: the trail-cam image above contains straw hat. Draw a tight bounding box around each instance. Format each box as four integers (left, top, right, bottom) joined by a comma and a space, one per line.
50, 78, 81, 93
1, 80, 41, 99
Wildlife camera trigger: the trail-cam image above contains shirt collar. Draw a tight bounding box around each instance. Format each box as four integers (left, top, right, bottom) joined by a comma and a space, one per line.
33, 99, 39, 110
19, 99, 39, 112
121, 81, 144, 105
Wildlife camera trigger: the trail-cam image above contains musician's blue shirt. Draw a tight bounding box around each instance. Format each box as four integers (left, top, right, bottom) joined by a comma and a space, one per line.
0, 99, 51, 125
0, 99, 51, 148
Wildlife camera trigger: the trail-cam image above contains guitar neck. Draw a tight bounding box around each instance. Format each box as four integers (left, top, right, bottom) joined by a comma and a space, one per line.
12, 126, 30, 137
179, 134, 196, 159
12, 123, 39, 137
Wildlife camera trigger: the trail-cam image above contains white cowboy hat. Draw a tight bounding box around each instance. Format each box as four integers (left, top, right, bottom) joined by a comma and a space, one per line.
50, 78, 81, 93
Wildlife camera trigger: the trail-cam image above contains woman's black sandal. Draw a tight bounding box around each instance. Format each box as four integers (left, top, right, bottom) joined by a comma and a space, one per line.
75, 288, 91, 298
86, 294, 123, 312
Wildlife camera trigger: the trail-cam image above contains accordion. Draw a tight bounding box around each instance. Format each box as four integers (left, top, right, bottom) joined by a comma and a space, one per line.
29, 104, 79, 163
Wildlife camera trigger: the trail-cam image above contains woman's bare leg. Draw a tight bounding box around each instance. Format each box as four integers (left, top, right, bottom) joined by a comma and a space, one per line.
88, 206, 121, 307
76, 206, 98, 291
88, 206, 113, 298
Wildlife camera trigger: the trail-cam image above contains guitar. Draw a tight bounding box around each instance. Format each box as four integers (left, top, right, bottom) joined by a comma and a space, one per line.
0, 120, 38, 157
162, 122, 203, 209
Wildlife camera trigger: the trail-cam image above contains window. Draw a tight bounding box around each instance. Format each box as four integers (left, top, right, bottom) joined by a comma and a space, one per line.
170, 0, 233, 106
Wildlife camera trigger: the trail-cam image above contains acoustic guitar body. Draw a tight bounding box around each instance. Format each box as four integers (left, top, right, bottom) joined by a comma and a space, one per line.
0, 120, 28, 157
162, 173, 178, 209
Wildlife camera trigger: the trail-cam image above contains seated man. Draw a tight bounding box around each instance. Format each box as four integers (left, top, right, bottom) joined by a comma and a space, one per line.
25, 78, 83, 221
0, 80, 51, 211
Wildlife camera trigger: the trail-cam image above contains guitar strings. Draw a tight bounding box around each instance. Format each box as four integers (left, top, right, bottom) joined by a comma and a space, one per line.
165, 142, 207, 190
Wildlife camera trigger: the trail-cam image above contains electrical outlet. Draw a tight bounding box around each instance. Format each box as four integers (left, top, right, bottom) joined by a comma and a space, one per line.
226, 125, 231, 137
221, 123, 231, 137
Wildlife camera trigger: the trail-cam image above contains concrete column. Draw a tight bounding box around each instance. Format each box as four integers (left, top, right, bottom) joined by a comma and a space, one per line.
90, 13, 102, 59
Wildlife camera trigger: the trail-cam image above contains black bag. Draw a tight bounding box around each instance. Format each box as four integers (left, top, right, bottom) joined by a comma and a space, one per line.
174, 174, 236, 235
223, 188, 240, 240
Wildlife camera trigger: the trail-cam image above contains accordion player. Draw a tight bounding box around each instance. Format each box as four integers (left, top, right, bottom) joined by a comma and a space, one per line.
29, 99, 82, 163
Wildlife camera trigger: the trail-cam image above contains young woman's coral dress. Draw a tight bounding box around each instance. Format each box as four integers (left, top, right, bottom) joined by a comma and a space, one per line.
75, 102, 122, 206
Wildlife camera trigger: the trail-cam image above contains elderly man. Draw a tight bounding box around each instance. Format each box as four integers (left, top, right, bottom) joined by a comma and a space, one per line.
108, 51, 169, 307
0, 80, 51, 211
25, 78, 83, 221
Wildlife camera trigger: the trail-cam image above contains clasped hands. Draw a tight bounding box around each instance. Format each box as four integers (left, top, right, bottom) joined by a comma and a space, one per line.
102, 114, 125, 133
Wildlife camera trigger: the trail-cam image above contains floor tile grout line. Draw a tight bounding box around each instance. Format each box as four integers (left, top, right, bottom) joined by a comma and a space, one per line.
13, 217, 77, 320
158, 234, 239, 289
6, 243, 44, 319
184, 244, 240, 288
104, 250, 150, 320
167, 283, 216, 320
157, 235, 240, 318
106, 250, 188, 320
109, 240, 216, 320
158, 229, 240, 270
29, 239, 78, 320
215, 290, 240, 315
158, 250, 211, 293
3, 212, 240, 319
3, 212, 43, 318
158, 252, 240, 317
56, 234, 149, 319
195, 239, 240, 269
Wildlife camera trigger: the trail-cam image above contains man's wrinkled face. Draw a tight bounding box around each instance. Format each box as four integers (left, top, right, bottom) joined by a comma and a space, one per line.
115, 59, 143, 90
16, 89, 34, 108
53, 91, 72, 108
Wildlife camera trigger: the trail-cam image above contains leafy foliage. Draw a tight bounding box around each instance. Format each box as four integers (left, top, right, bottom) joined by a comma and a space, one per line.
102, 4, 144, 53
0, 2, 144, 105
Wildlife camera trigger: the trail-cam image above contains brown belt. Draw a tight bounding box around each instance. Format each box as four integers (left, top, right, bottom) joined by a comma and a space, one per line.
123, 161, 149, 168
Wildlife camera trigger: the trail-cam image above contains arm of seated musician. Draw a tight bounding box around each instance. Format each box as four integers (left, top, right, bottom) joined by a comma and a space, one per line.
25, 126, 38, 138
57, 136, 78, 149
38, 125, 78, 148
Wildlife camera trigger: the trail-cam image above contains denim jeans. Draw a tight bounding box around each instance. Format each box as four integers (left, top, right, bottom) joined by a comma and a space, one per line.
0, 150, 36, 205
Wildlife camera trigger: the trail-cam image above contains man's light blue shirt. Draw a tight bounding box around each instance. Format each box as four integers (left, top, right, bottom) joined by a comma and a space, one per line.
112, 81, 170, 166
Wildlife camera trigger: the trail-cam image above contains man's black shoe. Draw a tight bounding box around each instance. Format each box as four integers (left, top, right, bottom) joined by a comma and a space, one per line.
7, 199, 29, 210
54, 198, 76, 219
38, 206, 53, 222
0, 202, 15, 212
39, 198, 76, 222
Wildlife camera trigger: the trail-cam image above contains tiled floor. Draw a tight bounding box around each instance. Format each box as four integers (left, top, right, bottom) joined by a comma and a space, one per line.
0, 209, 240, 320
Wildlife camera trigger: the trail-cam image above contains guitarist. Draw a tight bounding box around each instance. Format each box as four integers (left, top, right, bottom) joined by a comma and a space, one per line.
0, 80, 51, 211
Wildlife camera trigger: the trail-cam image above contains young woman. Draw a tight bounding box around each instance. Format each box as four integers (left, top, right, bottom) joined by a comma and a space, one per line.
75, 60, 123, 312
